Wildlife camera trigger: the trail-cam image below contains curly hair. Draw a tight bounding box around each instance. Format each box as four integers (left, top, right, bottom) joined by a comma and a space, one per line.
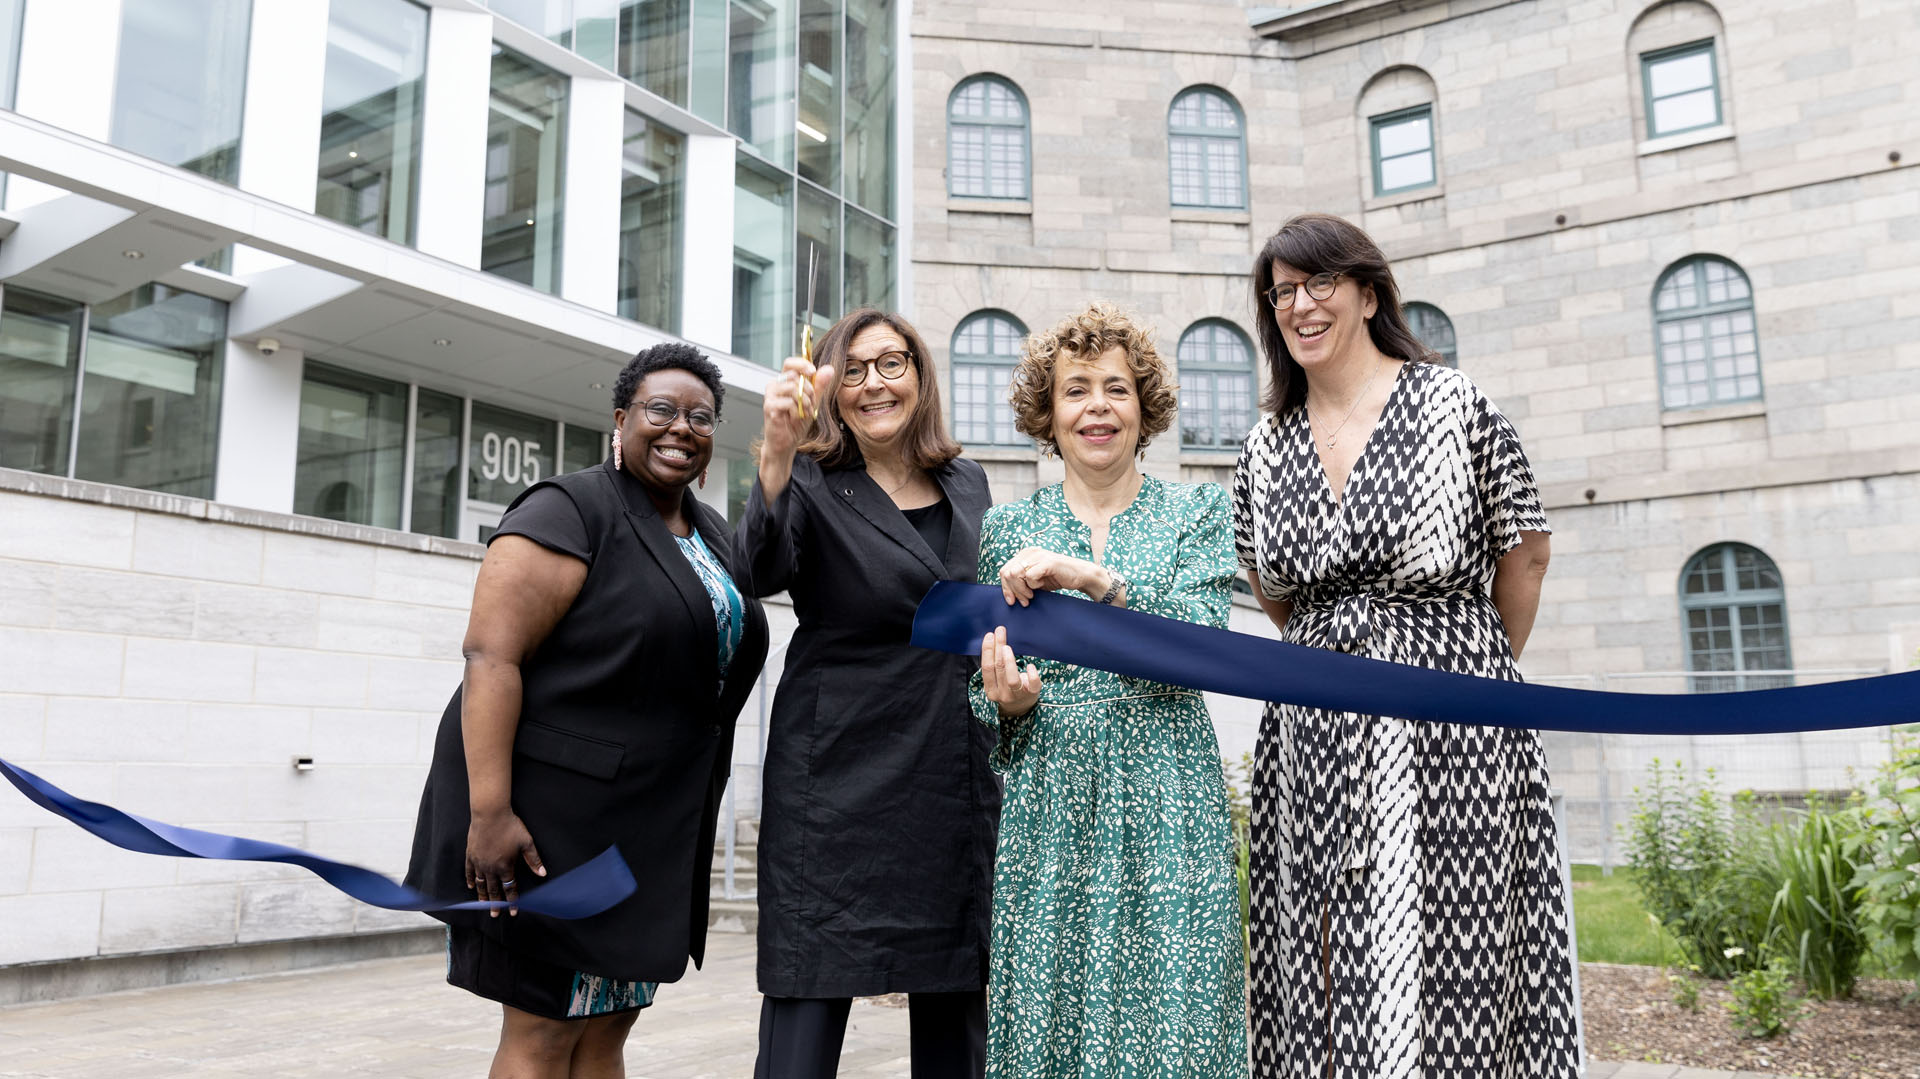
611, 341, 725, 416
1010, 301, 1177, 456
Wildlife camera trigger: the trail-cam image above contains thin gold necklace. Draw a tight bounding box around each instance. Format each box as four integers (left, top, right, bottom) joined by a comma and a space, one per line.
1305, 358, 1383, 448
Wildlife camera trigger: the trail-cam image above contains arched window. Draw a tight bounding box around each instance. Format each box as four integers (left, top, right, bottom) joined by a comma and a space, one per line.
1629, 2, 1732, 140
1680, 543, 1792, 692
1654, 255, 1760, 409
1404, 302, 1457, 368
947, 76, 1029, 200
950, 310, 1027, 446
1168, 87, 1246, 210
1177, 320, 1256, 449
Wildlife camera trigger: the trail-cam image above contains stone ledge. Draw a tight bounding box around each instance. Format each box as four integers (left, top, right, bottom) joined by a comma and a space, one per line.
0, 467, 487, 562
1638, 123, 1736, 158
945, 197, 1032, 216
1170, 208, 1252, 226
1658, 399, 1767, 427
1364, 186, 1444, 214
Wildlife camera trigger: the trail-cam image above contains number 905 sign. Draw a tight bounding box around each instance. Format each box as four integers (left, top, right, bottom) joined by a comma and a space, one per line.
468, 404, 555, 505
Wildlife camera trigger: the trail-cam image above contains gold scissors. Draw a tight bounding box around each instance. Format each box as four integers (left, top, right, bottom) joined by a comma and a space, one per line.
796, 243, 819, 421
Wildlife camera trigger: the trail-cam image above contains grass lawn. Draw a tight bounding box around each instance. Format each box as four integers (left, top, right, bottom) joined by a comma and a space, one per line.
1568, 863, 1674, 966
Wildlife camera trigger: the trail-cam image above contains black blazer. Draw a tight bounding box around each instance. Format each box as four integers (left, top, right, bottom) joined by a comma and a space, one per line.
734, 452, 1000, 998
407, 459, 769, 983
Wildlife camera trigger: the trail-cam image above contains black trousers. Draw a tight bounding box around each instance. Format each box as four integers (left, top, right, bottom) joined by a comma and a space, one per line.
753, 990, 986, 1079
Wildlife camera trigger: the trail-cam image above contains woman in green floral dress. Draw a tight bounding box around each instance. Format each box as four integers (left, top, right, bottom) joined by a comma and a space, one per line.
971, 302, 1249, 1079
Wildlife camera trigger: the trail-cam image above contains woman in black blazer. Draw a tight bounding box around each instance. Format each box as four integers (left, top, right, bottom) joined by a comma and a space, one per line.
408, 343, 769, 1077
737, 309, 999, 1079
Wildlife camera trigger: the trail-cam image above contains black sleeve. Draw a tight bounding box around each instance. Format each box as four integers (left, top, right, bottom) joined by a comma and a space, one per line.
490, 484, 592, 564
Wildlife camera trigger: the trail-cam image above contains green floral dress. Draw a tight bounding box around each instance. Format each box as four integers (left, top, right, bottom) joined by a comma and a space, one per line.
969, 476, 1250, 1079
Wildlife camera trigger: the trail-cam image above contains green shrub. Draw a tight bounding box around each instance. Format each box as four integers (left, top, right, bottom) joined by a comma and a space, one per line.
1762, 793, 1868, 999
1845, 730, 1920, 989
1726, 956, 1808, 1038
1668, 963, 1703, 1012
1625, 759, 1770, 978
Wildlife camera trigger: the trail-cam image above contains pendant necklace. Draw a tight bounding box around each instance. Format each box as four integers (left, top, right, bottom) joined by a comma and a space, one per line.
1305, 358, 1383, 448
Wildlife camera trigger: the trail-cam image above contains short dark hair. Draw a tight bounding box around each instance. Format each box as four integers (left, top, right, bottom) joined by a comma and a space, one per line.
612, 342, 725, 416
795, 308, 961, 470
1250, 213, 1438, 416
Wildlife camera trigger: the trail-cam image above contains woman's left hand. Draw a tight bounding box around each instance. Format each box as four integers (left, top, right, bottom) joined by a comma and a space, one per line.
998, 547, 1105, 607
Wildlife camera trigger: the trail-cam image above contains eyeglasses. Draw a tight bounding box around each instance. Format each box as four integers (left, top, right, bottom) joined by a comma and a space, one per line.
637, 398, 716, 435
1264, 272, 1341, 310
840, 350, 913, 387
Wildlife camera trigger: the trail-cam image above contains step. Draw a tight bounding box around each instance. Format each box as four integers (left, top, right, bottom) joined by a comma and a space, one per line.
710, 867, 758, 892
708, 898, 757, 934
710, 842, 756, 872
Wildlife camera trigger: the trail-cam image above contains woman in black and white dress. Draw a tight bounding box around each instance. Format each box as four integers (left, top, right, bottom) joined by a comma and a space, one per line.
1230, 213, 1578, 1079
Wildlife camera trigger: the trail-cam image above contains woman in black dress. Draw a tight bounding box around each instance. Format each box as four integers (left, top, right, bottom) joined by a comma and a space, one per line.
408, 343, 769, 1078
737, 308, 998, 1079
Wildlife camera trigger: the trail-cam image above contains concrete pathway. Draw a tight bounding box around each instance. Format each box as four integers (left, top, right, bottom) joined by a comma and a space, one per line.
0, 936, 1780, 1078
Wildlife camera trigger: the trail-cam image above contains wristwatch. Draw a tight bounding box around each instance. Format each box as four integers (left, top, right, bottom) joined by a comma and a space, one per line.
1097, 569, 1129, 605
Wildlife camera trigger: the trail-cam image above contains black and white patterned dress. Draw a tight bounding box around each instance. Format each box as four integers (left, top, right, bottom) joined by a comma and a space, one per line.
1229, 361, 1578, 1079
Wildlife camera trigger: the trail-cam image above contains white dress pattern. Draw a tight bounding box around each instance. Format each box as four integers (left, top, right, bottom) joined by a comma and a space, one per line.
1230, 361, 1579, 1079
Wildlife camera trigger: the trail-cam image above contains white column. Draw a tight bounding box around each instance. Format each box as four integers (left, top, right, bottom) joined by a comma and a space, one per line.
890, 0, 912, 317
212, 339, 305, 513
680, 132, 737, 353
232, 0, 330, 277
696, 456, 728, 515
560, 75, 625, 314
5, 0, 122, 212
415, 8, 493, 269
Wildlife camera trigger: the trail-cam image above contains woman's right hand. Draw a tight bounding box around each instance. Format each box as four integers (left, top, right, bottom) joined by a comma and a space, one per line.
981, 626, 1041, 719
465, 807, 546, 917
760, 357, 836, 460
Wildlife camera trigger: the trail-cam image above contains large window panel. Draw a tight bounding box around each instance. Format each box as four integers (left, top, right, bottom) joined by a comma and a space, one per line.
410, 388, 463, 539
950, 310, 1025, 446
729, 0, 795, 167
295, 363, 408, 528
0, 288, 84, 477
316, 0, 429, 245
1370, 104, 1435, 197
733, 155, 792, 366
1642, 40, 1720, 138
468, 401, 555, 505
1405, 302, 1457, 368
1, 0, 21, 109
843, 0, 893, 218
1176, 320, 1255, 450
73, 286, 225, 499
844, 206, 894, 312
796, 181, 841, 337
618, 111, 686, 332
1168, 87, 1246, 211
562, 424, 607, 475
110, 0, 252, 184
483, 48, 569, 295
947, 76, 1028, 200
617, 0, 692, 105
1681, 543, 1792, 692
795, 0, 839, 190
1654, 256, 1760, 409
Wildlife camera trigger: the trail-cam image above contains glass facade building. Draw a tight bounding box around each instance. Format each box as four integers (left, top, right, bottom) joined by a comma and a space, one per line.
315, 0, 429, 244
110, 0, 252, 186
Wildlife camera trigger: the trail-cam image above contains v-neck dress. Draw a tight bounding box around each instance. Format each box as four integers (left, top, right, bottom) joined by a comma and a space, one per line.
969, 476, 1249, 1079
1230, 361, 1578, 1078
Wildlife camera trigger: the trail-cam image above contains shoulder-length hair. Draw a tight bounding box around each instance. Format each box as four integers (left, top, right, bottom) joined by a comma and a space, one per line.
1250, 212, 1439, 416
795, 308, 963, 470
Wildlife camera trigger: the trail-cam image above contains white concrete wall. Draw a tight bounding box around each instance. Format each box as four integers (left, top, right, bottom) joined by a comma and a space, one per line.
3, 0, 122, 212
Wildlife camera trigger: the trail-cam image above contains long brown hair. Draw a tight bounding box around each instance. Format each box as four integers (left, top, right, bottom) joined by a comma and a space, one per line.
1250, 212, 1438, 416
794, 308, 963, 470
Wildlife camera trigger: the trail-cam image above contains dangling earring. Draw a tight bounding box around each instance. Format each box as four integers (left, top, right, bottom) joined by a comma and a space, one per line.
698, 470, 708, 489
611, 429, 623, 471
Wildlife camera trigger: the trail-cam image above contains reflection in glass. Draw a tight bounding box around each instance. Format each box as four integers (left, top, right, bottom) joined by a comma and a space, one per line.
618, 111, 686, 332
571, 0, 621, 68
483, 48, 569, 295
733, 155, 792, 366
1, 0, 21, 110
0, 288, 84, 476
468, 401, 556, 505
563, 424, 606, 474
410, 388, 463, 539
618, 0, 691, 105
295, 363, 408, 528
316, 0, 428, 245
110, 0, 251, 184
729, 0, 794, 167
488, 0, 573, 40
796, 0, 839, 190
74, 286, 226, 498
843, 0, 893, 218
688, 0, 728, 123
843, 206, 894, 312
796, 182, 841, 336
1371, 106, 1434, 196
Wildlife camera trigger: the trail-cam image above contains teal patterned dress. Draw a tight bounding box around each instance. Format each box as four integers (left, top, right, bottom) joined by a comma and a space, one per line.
969, 476, 1250, 1079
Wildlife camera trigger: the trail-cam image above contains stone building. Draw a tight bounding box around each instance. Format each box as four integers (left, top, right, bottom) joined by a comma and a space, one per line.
910, 0, 1920, 858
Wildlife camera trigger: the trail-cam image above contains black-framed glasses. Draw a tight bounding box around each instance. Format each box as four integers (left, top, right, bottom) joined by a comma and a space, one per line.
1265, 272, 1341, 310
840, 350, 913, 387
638, 398, 716, 435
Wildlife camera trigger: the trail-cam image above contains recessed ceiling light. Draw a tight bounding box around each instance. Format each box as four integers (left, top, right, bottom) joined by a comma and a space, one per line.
589, 382, 604, 390
347, 150, 359, 159
433, 337, 452, 347
122, 249, 144, 260
524, 218, 535, 226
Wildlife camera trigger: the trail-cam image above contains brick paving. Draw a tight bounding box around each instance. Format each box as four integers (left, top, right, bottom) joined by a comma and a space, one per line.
0, 933, 1779, 1078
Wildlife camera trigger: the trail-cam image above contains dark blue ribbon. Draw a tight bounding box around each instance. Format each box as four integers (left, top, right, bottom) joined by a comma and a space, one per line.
0, 757, 635, 919
911, 581, 1920, 736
